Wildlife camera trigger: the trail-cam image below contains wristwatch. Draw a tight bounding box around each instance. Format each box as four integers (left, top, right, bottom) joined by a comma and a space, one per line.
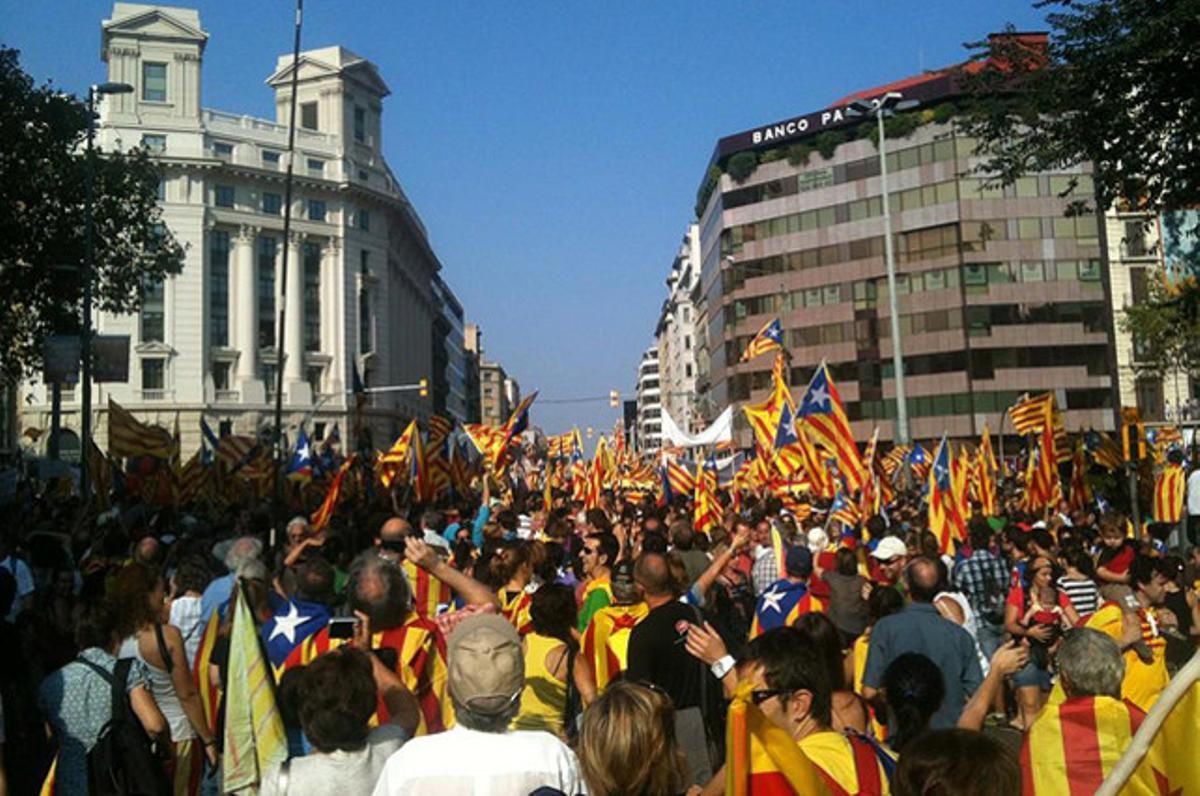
710, 654, 736, 679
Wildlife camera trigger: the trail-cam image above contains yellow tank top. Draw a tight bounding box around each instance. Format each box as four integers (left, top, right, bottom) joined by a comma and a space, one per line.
511, 632, 569, 734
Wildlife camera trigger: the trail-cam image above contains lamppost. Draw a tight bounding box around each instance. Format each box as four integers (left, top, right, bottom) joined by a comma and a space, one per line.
81, 81, 134, 503
846, 91, 919, 445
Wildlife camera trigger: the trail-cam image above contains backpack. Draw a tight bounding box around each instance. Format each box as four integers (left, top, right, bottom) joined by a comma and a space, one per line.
76, 656, 171, 796
977, 561, 1007, 627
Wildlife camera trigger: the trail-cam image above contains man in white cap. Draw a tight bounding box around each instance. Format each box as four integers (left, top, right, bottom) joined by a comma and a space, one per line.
372, 614, 584, 796
870, 535, 909, 594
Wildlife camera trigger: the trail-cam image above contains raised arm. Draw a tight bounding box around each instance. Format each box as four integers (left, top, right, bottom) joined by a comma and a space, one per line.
405, 537, 498, 608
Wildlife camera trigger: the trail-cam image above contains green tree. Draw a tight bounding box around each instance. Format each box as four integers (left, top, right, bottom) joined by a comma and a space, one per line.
1118, 270, 1200, 392
0, 46, 184, 384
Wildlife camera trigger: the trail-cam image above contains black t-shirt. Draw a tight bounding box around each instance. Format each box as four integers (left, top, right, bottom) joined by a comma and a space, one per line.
625, 600, 707, 710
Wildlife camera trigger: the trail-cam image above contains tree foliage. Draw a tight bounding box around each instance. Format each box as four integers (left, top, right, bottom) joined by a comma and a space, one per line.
0, 46, 184, 384
1118, 269, 1200, 383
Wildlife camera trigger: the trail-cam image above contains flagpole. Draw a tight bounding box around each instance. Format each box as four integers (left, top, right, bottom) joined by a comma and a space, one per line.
271, 0, 303, 554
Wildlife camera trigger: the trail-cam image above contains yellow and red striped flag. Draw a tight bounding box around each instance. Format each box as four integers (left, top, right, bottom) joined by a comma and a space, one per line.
1009, 392, 1070, 462
1020, 695, 1145, 795
726, 681, 832, 796
743, 354, 792, 453
740, 317, 785, 362
402, 559, 451, 619
1152, 462, 1185, 523
1024, 419, 1062, 513
1116, 653, 1200, 796
975, 447, 997, 516
1067, 440, 1093, 513
106, 397, 174, 458
795, 361, 866, 492
693, 458, 722, 536
929, 435, 965, 555
581, 603, 649, 690
310, 455, 356, 531
192, 608, 222, 735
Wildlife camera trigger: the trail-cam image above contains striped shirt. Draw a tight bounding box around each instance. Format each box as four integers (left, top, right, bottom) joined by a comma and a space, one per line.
1056, 575, 1100, 617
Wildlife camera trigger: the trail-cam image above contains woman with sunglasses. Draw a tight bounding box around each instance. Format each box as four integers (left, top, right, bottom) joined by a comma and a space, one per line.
1004, 555, 1080, 730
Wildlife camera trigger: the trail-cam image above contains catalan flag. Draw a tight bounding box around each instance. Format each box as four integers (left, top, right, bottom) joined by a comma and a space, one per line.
749, 574, 825, 639
666, 458, 696, 498
222, 582, 287, 793
498, 588, 534, 636
427, 415, 454, 448
403, 559, 451, 619
106, 397, 174, 458
310, 455, 355, 532
1024, 420, 1062, 513
581, 602, 649, 690
1119, 652, 1200, 796
881, 444, 909, 478
975, 447, 997, 516
285, 427, 314, 482
928, 435, 964, 555
693, 457, 722, 536
725, 681, 834, 796
192, 608, 221, 736
463, 422, 507, 472
740, 317, 785, 362
795, 361, 865, 492
1008, 392, 1069, 462
829, 491, 861, 531
1084, 428, 1123, 471
743, 354, 792, 453
1153, 462, 1185, 523
1067, 441, 1093, 513
216, 433, 259, 472
980, 422, 998, 473
1020, 694, 1145, 795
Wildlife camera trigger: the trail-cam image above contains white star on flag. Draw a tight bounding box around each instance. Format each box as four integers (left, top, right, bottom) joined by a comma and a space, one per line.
807, 385, 829, 410
760, 585, 786, 614
269, 601, 311, 644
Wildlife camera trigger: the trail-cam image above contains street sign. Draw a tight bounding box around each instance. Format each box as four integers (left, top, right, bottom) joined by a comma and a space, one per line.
43, 336, 80, 385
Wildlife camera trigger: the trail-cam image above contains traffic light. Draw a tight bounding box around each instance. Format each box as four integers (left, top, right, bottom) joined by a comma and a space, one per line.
418, 377, 428, 398
609, 390, 620, 408
1120, 407, 1145, 462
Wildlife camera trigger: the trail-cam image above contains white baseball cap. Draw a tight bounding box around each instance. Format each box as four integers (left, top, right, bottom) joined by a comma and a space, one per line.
870, 536, 908, 561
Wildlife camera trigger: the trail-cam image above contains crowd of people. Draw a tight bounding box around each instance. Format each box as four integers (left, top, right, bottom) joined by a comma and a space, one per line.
0, 453, 1198, 795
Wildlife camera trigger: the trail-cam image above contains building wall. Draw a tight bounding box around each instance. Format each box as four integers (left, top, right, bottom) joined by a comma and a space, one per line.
636, 347, 662, 451
656, 223, 700, 435
21, 4, 449, 456
431, 275, 467, 422
698, 120, 1118, 448
479, 361, 508, 426
463, 323, 482, 423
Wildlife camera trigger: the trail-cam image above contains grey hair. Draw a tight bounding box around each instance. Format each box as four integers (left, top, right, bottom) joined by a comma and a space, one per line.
287, 516, 309, 533
224, 536, 263, 572
1058, 628, 1124, 698
235, 558, 269, 581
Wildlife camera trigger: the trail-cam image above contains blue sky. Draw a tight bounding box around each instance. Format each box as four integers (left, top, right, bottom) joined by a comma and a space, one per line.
5, 1, 1046, 435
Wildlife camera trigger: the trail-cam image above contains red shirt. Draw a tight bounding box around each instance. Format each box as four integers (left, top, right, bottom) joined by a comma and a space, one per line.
1098, 541, 1136, 575
1007, 583, 1072, 626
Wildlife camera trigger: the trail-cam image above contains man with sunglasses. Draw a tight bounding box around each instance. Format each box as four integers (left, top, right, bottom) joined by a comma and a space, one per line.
576, 532, 618, 633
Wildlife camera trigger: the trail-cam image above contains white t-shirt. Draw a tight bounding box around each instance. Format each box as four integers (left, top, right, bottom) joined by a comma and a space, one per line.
372, 725, 585, 796
262, 725, 407, 796
1187, 469, 1200, 516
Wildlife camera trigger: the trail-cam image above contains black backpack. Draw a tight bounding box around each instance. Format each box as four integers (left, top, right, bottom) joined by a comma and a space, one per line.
75, 656, 171, 796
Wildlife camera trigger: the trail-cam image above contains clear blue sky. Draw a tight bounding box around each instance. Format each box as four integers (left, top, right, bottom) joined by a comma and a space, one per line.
4, 1, 1046, 435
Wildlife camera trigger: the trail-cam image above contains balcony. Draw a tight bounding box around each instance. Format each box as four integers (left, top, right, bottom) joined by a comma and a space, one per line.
140, 389, 173, 401
202, 109, 337, 151
214, 389, 240, 403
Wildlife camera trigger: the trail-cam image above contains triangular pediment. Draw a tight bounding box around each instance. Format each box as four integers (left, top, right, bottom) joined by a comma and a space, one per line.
266, 52, 390, 97
265, 55, 342, 87
103, 6, 208, 46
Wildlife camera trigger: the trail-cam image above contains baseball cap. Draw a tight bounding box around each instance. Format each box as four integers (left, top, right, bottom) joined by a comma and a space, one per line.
784, 545, 813, 579
447, 614, 524, 715
870, 536, 908, 562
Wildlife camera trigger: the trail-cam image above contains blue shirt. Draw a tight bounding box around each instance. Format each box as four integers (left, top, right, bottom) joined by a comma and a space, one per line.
199, 572, 236, 622
443, 504, 491, 549
862, 602, 984, 731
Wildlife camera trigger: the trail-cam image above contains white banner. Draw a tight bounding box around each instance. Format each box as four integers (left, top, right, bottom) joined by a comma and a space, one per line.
660, 406, 733, 448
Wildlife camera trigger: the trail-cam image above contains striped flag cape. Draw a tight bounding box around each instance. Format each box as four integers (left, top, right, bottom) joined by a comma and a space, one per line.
427, 415, 454, 448
1116, 651, 1200, 796
403, 560, 451, 619
310, 455, 356, 532
175, 450, 207, 505
379, 420, 419, 489
1067, 441, 1093, 512
725, 681, 833, 796
740, 317, 785, 362
881, 445, 909, 478
580, 602, 649, 690
1084, 428, 1123, 471
107, 397, 174, 458
216, 433, 259, 472
1153, 463, 1185, 523
1008, 392, 1070, 462
192, 608, 221, 737
498, 588, 534, 635
262, 599, 331, 675
1020, 695, 1145, 795
795, 361, 866, 492
749, 577, 825, 639
283, 616, 450, 734
929, 435, 965, 555
222, 582, 287, 793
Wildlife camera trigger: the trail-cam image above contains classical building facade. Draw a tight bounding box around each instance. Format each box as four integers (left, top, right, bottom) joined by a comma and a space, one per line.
22, 3, 454, 455
654, 224, 700, 436
695, 35, 1119, 448
636, 347, 662, 452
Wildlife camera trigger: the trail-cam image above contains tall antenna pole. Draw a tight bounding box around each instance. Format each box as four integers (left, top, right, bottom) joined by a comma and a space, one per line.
272, 0, 303, 549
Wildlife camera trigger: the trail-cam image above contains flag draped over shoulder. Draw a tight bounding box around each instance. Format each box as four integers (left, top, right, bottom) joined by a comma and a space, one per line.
726, 681, 833, 796
581, 603, 649, 690
1153, 463, 1185, 523
192, 609, 221, 737
107, 398, 173, 458
741, 317, 785, 362
222, 583, 287, 793
1020, 695, 1145, 795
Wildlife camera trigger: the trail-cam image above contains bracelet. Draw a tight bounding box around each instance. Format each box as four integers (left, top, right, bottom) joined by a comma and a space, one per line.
710, 654, 736, 679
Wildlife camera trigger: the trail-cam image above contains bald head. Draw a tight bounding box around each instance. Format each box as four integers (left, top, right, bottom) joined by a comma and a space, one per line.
378, 517, 412, 544
634, 552, 674, 599
132, 536, 162, 568
906, 556, 940, 603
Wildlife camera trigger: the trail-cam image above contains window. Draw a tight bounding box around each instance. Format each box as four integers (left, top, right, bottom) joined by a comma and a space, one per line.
141, 274, 165, 342
142, 359, 165, 392
258, 237, 277, 348
682, 307, 690, 322
215, 185, 234, 208
359, 288, 372, 353
358, 168, 369, 181
307, 365, 324, 395
360, 249, 370, 276
303, 242, 321, 351
685, 364, 693, 378
684, 335, 691, 350
307, 158, 325, 176
209, 230, 230, 347
212, 361, 231, 391
354, 106, 366, 143
213, 141, 233, 159
1018, 218, 1043, 240
307, 199, 326, 221
262, 149, 281, 167
358, 209, 370, 231
262, 192, 282, 215
1124, 220, 1149, 256
142, 62, 167, 102
219, 420, 233, 436
261, 362, 278, 398
156, 178, 166, 201
300, 102, 318, 131
141, 134, 166, 153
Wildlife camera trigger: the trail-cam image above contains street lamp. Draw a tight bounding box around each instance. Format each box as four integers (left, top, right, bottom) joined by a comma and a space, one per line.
845, 91, 920, 445
81, 81, 134, 503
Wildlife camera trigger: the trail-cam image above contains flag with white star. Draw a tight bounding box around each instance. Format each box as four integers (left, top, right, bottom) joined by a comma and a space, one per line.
795, 361, 866, 492
286, 427, 314, 482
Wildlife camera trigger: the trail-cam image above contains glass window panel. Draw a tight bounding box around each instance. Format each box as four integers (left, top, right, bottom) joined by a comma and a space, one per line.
1018, 218, 1043, 239
1019, 261, 1045, 282
936, 181, 957, 204
1053, 217, 1075, 239
823, 285, 841, 305
1015, 177, 1040, 197
142, 62, 167, 102
209, 230, 229, 347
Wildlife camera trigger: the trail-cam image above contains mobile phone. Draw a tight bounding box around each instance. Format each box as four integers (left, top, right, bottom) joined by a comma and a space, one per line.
328, 617, 359, 640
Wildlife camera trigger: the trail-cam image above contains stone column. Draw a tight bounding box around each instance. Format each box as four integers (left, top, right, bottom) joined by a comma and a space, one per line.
322, 237, 343, 395
234, 224, 259, 386
283, 231, 307, 403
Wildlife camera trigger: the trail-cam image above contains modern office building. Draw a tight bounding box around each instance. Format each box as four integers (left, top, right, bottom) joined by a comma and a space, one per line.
479, 360, 510, 426
463, 323, 483, 423
21, 3, 454, 455
636, 347, 663, 452
694, 32, 1118, 448
655, 224, 701, 436
431, 275, 468, 422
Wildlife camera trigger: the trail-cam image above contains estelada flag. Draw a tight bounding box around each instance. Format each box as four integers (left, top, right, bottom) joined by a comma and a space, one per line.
1120, 651, 1200, 796
1153, 463, 1185, 523
928, 435, 964, 555
749, 578, 825, 639
795, 361, 866, 492
741, 317, 785, 362
498, 588, 534, 636
1020, 695, 1145, 795
744, 355, 793, 453
581, 602, 650, 690
310, 454, 356, 531
726, 681, 833, 796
